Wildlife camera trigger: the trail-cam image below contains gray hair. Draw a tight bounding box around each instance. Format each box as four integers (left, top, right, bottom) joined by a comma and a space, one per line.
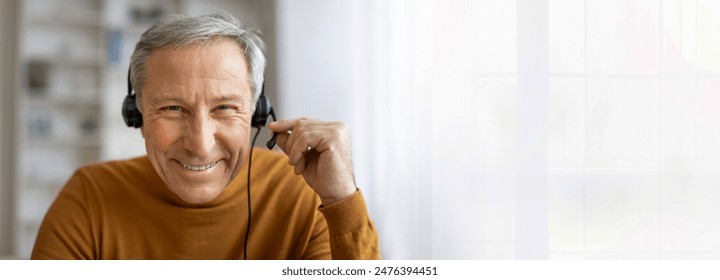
130, 13, 266, 112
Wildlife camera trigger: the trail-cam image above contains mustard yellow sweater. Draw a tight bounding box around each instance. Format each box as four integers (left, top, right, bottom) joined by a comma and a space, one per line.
31, 149, 379, 259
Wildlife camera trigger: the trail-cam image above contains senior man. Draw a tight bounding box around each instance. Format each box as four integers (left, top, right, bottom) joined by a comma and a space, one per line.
31, 13, 379, 259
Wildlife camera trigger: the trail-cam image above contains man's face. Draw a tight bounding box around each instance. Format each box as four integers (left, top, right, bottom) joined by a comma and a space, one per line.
140, 38, 253, 204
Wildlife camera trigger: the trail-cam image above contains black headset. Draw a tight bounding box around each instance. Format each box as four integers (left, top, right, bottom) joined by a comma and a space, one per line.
122, 66, 279, 149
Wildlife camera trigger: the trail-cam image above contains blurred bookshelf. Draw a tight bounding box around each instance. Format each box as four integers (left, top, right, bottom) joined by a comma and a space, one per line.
15, 0, 105, 257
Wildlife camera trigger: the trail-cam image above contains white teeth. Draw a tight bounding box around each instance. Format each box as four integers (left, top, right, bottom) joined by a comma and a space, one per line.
181, 161, 218, 171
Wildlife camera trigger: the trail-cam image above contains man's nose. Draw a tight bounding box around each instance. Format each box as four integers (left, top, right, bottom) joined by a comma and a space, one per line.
184, 115, 216, 157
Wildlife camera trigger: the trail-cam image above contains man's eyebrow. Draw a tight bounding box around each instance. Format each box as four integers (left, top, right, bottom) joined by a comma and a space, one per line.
150, 96, 186, 105
149, 95, 245, 105
214, 94, 245, 103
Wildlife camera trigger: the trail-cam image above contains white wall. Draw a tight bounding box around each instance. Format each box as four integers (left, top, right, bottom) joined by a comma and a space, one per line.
275, 0, 356, 121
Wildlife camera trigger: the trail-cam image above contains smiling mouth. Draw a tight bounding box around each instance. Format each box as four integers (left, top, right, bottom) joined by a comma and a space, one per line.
181, 160, 219, 171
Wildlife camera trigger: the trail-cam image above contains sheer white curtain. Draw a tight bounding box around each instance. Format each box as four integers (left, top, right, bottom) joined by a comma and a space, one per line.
276, 0, 720, 259
548, 0, 720, 259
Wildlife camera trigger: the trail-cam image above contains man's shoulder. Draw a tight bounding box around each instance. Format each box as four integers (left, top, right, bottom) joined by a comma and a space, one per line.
78, 155, 151, 174
54, 156, 161, 209
73, 156, 157, 186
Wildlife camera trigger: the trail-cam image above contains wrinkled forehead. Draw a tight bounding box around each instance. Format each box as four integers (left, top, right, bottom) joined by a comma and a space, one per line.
141, 39, 253, 105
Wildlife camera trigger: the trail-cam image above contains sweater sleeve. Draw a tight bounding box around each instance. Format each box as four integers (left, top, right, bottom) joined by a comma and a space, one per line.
318, 190, 380, 260
31, 170, 96, 260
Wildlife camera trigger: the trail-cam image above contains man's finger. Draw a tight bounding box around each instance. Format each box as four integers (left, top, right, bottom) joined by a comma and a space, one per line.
288, 130, 318, 165
293, 156, 306, 175
268, 118, 301, 133
274, 131, 290, 154
285, 126, 302, 156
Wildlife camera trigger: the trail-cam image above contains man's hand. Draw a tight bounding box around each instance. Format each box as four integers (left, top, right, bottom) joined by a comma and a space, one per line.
268, 118, 357, 205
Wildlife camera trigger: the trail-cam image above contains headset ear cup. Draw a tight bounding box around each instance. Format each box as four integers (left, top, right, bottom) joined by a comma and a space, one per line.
251, 94, 272, 128
122, 94, 143, 128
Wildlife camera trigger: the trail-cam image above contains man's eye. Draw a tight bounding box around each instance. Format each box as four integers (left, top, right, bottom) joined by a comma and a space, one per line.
215, 105, 235, 111
164, 106, 182, 111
